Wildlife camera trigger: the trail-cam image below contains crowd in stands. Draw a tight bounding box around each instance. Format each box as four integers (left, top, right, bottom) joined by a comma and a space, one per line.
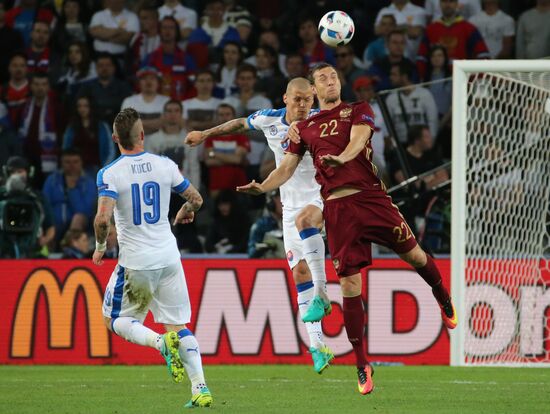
0, 0, 548, 258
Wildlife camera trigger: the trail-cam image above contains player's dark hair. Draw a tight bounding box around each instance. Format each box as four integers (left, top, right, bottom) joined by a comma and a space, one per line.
114, 108, 141, 150
164, 99, 183, 112
308, 62, 335, 84
236, 63, 257, 78
407, 124, 429, 146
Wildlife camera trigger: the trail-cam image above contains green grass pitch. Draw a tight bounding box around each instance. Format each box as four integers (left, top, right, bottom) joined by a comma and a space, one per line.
0, 365, 548, 413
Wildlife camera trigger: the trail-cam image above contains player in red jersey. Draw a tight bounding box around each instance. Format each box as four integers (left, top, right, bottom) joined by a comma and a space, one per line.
237, 62, 457, 395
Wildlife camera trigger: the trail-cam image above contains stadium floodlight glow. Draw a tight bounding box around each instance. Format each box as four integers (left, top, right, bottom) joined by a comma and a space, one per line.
451, 60, 550, 367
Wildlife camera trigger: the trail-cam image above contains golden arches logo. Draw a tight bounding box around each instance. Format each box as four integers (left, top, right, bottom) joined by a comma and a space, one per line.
11, 268, 110, 358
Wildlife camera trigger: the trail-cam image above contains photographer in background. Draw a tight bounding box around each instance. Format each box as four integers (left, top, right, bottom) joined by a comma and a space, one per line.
247, 189, 284, 258
0, 156, 55, 258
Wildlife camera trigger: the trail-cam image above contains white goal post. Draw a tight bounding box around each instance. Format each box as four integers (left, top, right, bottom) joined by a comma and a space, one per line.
451, 60, 550, 366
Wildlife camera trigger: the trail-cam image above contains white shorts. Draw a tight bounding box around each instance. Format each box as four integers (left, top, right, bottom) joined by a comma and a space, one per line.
283, 197, 324, 269
102, 261, 191, 325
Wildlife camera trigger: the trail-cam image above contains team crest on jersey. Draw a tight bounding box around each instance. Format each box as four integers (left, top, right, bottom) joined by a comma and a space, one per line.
340, 108, 352, 118
269, 125, 278, 135
332, 258, 339, 270
287, 250, 294, 262
281, 139, 290, 150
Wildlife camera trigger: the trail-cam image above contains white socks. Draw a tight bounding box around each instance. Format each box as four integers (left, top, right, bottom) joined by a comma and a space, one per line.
299, 228, 327, 297
296, 281, 324, 349
111, 317, 162, 350
178, 329, 207, 395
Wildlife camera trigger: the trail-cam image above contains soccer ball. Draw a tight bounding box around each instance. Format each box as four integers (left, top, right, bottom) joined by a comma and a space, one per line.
318, 11, 355, 48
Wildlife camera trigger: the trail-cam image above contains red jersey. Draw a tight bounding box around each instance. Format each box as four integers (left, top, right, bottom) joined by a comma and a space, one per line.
205, 134, 250, 191
287, 101, 384, 199
0, 81, 30, 127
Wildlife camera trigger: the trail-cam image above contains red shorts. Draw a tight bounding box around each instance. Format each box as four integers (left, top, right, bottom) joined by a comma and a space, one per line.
324, 191, 418, 276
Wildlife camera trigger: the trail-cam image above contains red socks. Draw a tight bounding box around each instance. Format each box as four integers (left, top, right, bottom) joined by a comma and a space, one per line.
416, 255, 450, 305
343, 295, 368, 368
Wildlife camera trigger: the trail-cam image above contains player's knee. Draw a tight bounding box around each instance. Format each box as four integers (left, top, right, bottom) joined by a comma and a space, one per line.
339, 274, 362, 296
295, 207, 322, 231
295, 211, 312, 231
104, 316, 113, 331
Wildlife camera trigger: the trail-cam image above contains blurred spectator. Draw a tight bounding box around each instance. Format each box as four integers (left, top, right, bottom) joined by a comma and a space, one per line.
253, 45, 286, 107
89, 0, 139, 57
146, 100, 200, 188
183, 70, 221, 131
335, 44, 365, 102
247, 190, 284, 258
388, 124, 449, 188
234, 16, 253, 53
158, 0, 198, 42
367, 30, 417, 92
424, 45, 452, 121
187, 0, 241, 67
56, 42, 97, 104
417, 0, 490, 80
215, 41, 242, 98
223, 64, 272, 117
353, 76, 389, 178
19, 73, 60, 186
78, 53, 132, 125
62, 95, 115, 173
204, 103, 250, 198
121, 67, 169, 137
43, 148, 96, 246
385, 62, 438, 144
130, 4, 160, 71
363, 14, 396, 68
252, 30, 287, 75
375, 0, 427, 59
0, 53, 29, 128
143, 16, 197, 101
0, 155, 55, 258
4, 0, 55, 47
205, 189, 249, 254
469, 0, 514, 59
223, 64, 272, 181
298, 16, 335, 67
284, 53, 306, 80
0, 2, 24, 83
0, 101, 21, 167
50, 0, 88, 59
259, 145, 275, 180
60, 228, 90, 259
224, 0, 253, 28
425, 0, 481, 21
26, 20, 51, 75
516, 0, 550, 59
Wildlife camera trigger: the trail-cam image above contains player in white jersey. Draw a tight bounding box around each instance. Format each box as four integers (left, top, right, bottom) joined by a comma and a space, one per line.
92, 108, 212, 408
185, 78, 334, 373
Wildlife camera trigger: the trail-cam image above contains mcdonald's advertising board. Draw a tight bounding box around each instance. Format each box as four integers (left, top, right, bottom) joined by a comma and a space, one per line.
0, 259, 452, 365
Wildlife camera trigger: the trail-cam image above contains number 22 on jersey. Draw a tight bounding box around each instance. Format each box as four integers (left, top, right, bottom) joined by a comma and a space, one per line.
131, 181, 160, 225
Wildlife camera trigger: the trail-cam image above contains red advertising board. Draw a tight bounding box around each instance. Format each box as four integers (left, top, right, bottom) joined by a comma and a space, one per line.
0, 259, 451, 365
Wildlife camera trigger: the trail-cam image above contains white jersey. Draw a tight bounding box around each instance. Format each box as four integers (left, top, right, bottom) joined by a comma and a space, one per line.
247, 108, 321, 211
97, 152, 189, 270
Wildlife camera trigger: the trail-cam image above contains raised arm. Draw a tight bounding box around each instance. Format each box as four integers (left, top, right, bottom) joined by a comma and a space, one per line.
92, 196, 116, 265
320, 124, 373, 167
237, 153, 301, 195
185, 117, 249, 147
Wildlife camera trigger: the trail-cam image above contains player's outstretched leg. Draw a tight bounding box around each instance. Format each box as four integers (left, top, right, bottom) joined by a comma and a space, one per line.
340, 275, 374, 395
177, 328, 213, 408
108, 317, 185, 383
400, 246, 457, 329
296, 207, 331, 323
296, 278, 334, 373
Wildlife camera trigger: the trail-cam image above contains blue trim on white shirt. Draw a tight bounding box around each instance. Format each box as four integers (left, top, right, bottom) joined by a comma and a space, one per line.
98, 190, 119, 200
173, 178, 190, 193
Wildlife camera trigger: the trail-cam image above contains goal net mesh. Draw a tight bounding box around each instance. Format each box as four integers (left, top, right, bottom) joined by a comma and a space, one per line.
463, 71, 550, 365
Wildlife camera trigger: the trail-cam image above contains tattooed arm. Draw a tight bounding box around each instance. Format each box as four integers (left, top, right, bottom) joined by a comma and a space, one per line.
92, 196, 116, 265
184, 117, 250, 147
173, 183, 204, 225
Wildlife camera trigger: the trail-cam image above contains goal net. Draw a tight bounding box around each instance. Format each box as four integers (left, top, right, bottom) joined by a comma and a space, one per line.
451, 61, 550, 366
